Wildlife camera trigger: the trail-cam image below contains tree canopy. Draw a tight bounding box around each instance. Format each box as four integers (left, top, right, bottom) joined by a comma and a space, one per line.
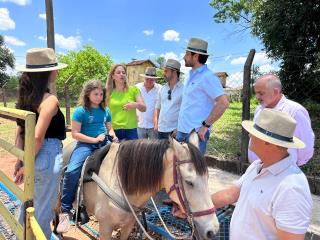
210, 0, 320, 102
57, 45, 113, 101
0, 35, 15, 88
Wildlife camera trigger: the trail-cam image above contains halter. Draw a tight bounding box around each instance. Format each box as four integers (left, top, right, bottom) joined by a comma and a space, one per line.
167, 155, 216, 219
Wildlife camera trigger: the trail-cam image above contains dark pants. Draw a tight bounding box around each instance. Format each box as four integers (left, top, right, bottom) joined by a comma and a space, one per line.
115, 128, 138, 141
158, 131, 171, 140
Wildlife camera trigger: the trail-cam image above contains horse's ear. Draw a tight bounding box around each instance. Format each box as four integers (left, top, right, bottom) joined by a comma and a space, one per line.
189, 131, 199, 149
169, 136, 185, 156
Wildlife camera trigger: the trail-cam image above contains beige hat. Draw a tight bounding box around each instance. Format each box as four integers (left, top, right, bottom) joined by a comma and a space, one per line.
164, 59, 181, 72
16, 48, 67, 72
185, 37, 209, 55
139, 67, 161, 79
242, 109, 305, 149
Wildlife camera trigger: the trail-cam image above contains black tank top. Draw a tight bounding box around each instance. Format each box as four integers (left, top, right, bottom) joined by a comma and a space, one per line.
36, 107, 66, 140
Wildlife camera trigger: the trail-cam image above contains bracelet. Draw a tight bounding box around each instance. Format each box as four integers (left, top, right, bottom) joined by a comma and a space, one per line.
202, 121, 211, 128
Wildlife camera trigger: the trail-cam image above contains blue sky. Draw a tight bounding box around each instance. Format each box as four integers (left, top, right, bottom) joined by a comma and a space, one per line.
0, 0, 279, 87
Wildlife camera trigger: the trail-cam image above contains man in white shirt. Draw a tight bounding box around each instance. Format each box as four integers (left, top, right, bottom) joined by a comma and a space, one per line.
211, 109, 313, 240
154, 59, 183, 139
249, 73, 314, 166
136, 67, 161, 139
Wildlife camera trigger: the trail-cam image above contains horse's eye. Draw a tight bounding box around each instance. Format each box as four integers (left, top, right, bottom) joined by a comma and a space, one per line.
185, 180, 194, 187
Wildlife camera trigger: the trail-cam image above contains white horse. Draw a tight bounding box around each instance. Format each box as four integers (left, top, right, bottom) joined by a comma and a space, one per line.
61, 133, 219, 240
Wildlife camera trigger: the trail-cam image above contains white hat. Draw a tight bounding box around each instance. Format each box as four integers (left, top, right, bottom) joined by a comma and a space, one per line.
242, 109, 305, 149
16, 48, 67, 72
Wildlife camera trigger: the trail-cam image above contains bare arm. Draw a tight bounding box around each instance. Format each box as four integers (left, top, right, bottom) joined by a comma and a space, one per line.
135, 94, 146, 112
277, 229, 305, 240
71, 121, 104, 144
198, 94, 229, 141
106, 122, 118, 142
154, 108, 160, 131
123, 93, 146, 112
211, 184, 240, 209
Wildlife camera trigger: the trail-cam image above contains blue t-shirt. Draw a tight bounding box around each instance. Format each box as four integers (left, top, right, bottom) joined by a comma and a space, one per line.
72, 106, 112, 138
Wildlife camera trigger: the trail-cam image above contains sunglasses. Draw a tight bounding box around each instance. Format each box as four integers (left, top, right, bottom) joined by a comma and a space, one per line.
168, 89, 172, 100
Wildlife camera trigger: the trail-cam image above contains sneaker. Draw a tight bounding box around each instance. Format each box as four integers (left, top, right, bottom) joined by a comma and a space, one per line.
56, 212, 71, 233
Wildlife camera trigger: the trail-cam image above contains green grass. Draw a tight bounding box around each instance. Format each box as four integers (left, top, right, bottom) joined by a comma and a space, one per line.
207, 100, 258, 160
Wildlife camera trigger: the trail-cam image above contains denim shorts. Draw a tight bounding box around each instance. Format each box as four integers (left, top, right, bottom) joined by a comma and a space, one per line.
19, 138, 63, 239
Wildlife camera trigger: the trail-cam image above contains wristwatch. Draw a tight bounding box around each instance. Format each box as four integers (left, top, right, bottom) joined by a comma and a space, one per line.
202, 120, 211, 128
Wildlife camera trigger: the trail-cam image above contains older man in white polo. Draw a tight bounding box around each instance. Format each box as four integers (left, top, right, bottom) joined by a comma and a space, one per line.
136, 67, 161, 139
211, 109, 313, 240
154, 59, 183, 139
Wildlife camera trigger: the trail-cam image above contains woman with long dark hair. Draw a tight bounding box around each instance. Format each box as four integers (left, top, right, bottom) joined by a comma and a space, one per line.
14, 48, 67, 238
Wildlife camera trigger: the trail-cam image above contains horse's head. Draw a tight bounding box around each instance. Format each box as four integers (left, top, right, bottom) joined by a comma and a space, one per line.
163, 132, 219, 239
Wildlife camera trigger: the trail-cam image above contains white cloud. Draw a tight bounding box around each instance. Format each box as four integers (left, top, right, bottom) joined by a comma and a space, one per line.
149, 52, 155, 56
230, 52, 272, 65
230, 56, 246, 65
137, 49, 146, 53
38, 36, 46, 41
163, 30, 180, 42
143, 29, 154, 36
160, 52, 178, 60
0, 8, 15, 30
56, 34, 81, 50
259, 64, 278, 73
38, 13, 46, 20
4, 35, 26, 46
38, 34, 81, 50
253, 52, 270, 65
227, 71, 243, 88
0, 0, 31, 5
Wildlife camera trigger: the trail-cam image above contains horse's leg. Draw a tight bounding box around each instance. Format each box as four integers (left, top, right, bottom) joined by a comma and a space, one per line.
119, 220, 135, 240
98, 220, 113, 240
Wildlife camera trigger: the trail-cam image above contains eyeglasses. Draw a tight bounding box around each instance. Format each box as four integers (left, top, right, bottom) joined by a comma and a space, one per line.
168, 89, 172, 100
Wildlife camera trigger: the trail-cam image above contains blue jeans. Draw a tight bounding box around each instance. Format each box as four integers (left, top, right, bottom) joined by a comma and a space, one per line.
61, 139, 108, 213
115, 128, 138, 141
176, 130, 210, 155
19, 138, 63, 239
137, 127, 158, 139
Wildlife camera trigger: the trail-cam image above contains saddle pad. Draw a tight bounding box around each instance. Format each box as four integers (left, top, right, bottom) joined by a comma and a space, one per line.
83, 143, 112, 182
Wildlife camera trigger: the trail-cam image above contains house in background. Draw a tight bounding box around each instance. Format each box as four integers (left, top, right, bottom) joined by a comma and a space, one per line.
126, 59, 156, 85
215, 72, 228, 88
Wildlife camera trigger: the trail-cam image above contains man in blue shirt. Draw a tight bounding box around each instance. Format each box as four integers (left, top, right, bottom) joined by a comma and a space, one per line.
177, 37, 229, 154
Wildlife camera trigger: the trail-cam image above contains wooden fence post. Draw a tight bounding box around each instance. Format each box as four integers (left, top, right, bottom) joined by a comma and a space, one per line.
64, 75, 73, 129
240, 49, 255, 167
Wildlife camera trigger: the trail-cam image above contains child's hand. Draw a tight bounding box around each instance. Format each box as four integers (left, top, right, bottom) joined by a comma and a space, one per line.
96, 134, 106, 143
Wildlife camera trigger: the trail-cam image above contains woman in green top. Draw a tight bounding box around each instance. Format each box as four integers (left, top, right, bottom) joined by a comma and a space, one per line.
106, 64, 146, 140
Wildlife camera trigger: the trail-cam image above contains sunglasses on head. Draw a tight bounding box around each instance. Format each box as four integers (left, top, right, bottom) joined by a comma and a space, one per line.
168, 89, 172, 100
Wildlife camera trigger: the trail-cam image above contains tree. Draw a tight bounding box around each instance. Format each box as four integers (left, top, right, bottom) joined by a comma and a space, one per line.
57, 45, 113, 101
0, 35, 15, 88
210, 0, 320, 102
155, 56, 165, 68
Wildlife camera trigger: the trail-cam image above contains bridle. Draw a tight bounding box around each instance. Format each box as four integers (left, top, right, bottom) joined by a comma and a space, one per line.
167, 155, 216, 220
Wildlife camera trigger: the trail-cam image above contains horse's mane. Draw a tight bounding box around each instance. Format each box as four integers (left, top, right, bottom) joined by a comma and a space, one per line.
117, 139, 169, 195
117, 139, 208, 195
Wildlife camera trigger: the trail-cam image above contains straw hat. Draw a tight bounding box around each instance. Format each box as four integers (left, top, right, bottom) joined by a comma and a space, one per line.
139, 67, 161, 79
185, 37, 209, 55
163, 59, 181, 72
16, 48, 67, 72
242, 109, 305, 149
